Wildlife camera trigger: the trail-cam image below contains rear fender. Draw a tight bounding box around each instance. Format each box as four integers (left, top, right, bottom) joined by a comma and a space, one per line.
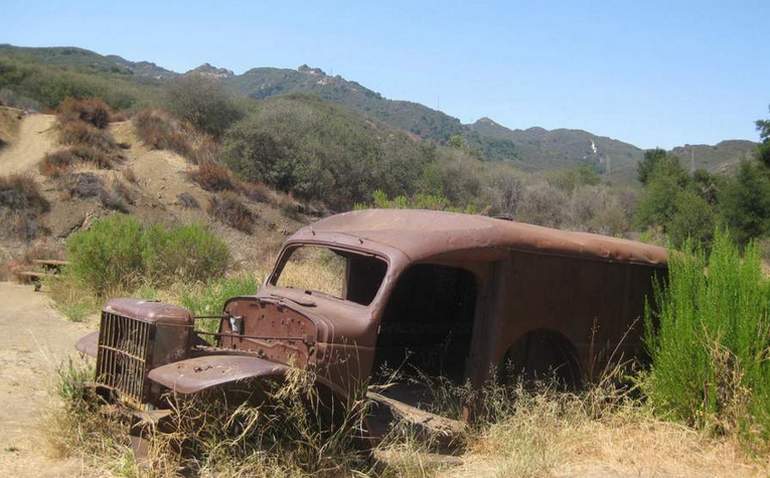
147, 355, 288, 394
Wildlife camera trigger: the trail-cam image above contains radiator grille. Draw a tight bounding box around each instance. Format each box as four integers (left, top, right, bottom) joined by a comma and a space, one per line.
95, 312, 154, 407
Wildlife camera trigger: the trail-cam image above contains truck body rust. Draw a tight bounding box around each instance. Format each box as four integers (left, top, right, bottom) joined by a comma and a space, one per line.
76, 209, 667, 425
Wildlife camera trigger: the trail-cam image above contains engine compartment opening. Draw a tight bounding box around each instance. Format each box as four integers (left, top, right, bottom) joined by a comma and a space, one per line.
373, 263, 477, 384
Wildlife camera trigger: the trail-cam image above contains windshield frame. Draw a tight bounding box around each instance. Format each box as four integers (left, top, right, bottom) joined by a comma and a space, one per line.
267, 241, 390, 307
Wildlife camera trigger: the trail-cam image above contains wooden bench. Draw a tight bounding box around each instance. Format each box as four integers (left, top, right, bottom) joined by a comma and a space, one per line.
32, 259, 70, 272
16, 271, 57, 291
17, 259, 69, 291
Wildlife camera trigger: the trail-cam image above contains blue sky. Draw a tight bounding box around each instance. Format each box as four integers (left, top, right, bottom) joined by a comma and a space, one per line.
4, 0, 769, 148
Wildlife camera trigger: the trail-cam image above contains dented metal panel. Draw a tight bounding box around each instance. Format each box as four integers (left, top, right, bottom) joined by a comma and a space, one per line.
147, 355, 288, 394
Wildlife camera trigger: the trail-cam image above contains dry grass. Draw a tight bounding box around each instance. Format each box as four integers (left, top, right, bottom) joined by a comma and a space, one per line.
43, 338, 770, 478
449, 397, 766, 477
275, 247, 346, 298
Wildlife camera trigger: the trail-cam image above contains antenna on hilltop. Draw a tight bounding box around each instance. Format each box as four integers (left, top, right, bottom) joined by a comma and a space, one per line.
690, 149, 695, 174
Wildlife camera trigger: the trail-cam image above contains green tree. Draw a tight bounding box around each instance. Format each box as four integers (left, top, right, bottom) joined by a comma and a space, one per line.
757, 105, 770, 168
719, 161, 770, 245
667, 190, 715, 248
637, 148, 686, 185
165, 75, 244, 137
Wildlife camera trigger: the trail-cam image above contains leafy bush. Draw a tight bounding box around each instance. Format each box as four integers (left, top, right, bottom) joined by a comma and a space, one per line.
644, 231, 770, 444
165, 75, 244, 137
208, 192, 255, 233
223, 94, 430, 209
142, 223, 230, 285
67, 215, 230, 294
67, 214, 144, 294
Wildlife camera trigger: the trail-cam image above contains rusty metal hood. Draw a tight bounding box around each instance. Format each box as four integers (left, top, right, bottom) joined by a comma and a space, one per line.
104, 298, 192, 325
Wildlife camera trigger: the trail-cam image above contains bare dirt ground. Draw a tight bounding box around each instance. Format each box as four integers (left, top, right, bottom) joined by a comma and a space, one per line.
0, 113, 57, 175
0, 282, 97, 477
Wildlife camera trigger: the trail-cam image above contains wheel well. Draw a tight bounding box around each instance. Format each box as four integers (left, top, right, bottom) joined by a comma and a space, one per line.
500, 329, 582, 388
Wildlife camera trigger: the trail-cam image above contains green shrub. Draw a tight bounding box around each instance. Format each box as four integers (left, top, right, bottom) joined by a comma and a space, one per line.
142, 223, 230, 285
643, 230, 770, 444
67, 214, 144, 294
67, 215, 230, 295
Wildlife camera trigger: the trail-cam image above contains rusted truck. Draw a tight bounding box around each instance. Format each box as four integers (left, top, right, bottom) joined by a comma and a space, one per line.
76, 209, 667, 438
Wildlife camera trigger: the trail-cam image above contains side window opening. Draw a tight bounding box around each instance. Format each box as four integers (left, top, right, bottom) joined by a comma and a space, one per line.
373, 263, 478, 384
273, 245, 387, 306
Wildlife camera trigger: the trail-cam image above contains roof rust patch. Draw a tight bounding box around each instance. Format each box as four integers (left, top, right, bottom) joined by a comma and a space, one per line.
291, 209, 667, 266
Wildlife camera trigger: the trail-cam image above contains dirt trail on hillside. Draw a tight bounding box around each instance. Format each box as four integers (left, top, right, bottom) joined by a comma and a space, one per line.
0, 282, 97, 477
0, 114, 57, 175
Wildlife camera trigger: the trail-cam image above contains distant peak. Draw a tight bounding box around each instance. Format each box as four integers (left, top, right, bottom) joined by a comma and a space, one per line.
298, 64, 326, 76
525, 126, 548, 134
474, 117, 501, 126
186, 63, 234, 79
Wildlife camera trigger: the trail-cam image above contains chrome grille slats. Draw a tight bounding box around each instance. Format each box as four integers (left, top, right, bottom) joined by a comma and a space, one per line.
95, 311, 153, 408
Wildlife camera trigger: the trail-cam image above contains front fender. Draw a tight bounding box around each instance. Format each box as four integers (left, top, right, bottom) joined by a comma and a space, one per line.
148, 355, 288, 394
75, 331, 99, 358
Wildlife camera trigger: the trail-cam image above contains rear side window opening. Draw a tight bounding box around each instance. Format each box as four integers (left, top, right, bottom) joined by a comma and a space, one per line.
271, 245, 387, 306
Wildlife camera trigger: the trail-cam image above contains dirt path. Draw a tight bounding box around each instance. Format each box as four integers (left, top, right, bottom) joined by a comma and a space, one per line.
0, 114, 57, 175
0, 282, 97, 477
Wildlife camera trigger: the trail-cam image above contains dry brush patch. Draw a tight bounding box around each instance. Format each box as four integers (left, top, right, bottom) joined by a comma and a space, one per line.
132, 109, 221, 164
0, 173, 50, 239
207, 191, 256, 233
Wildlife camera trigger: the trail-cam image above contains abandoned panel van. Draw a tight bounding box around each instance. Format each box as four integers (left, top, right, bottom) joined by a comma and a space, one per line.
76, 209, 667, 432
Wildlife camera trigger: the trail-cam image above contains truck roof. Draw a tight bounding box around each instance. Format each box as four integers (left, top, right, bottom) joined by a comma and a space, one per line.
291, 209, 668, 267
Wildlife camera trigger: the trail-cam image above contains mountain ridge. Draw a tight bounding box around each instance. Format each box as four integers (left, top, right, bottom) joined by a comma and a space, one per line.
0, 44, 757, 181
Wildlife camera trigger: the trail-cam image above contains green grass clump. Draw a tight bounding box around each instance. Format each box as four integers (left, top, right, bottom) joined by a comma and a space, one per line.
643, 229, 770, 444
67, 215, 230, 295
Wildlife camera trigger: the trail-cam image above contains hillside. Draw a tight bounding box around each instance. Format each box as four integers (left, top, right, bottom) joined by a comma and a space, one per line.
0, 44, 759, 180
468, 117, 644, 180
223, 64, 467, 142
0, 108, 306, 267
0, 44, 176, 80
671, 140, 758, 174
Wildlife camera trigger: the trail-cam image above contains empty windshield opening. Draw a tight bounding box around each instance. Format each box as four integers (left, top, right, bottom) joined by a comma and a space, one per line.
272, 245, 387, 306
